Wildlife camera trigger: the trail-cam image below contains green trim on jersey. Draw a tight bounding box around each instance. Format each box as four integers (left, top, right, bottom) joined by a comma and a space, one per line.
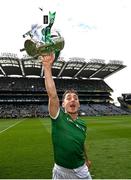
51, 108, 87, 169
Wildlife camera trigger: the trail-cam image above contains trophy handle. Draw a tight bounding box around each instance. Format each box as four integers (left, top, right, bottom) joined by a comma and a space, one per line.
24, 40, 38, 57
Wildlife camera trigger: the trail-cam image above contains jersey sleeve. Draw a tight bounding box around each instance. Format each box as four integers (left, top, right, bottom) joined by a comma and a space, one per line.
49, 108, 60, 120
50, 107, 65, 120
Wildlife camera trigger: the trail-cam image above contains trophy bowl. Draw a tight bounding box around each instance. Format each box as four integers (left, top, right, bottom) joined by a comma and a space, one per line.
24, 36, 64, 58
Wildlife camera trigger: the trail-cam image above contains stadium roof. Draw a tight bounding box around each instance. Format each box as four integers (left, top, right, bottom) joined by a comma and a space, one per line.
0, 53, 126, 79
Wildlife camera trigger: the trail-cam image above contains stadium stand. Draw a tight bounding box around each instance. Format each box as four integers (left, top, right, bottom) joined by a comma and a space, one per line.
118, 93, 131, 113
0, 52, 130, 118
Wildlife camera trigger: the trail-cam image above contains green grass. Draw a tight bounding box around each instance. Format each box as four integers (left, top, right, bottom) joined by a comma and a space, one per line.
0, 116, 131, 179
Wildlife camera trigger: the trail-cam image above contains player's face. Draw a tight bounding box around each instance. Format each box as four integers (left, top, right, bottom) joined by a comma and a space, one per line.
62, 93, 80, 114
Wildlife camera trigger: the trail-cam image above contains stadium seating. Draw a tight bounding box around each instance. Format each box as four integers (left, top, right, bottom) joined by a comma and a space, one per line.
0, 77, 130, 118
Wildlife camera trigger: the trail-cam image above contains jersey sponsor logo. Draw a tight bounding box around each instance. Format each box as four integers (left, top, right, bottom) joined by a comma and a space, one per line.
76, 124, 85, 131
67, 118, 85, 131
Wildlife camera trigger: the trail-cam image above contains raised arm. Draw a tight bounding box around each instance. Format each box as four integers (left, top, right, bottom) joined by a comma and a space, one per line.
41, 53, 60, 118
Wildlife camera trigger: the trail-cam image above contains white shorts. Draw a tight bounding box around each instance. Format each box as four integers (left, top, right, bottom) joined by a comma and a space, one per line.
52, 163, 92, 179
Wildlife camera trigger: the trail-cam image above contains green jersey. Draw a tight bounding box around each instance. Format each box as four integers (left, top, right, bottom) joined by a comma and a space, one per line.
51, 108, 87, 169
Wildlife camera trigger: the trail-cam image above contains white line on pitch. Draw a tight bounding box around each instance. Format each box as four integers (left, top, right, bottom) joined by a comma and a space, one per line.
0, 120, 24, 134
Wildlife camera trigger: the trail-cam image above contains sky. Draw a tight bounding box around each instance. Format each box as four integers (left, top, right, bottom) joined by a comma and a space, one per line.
0, 0, 131, 105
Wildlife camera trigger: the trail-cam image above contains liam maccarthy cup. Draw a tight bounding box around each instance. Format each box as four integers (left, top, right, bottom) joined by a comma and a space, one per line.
20, 11, 65, 61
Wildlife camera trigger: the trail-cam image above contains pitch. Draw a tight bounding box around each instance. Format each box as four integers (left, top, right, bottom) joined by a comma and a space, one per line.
0, 115, 131, 179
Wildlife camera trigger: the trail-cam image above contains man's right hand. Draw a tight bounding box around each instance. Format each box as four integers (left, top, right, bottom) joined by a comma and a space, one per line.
40, 53, 55, 68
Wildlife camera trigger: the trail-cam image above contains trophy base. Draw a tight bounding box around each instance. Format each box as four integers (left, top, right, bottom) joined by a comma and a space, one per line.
24, 37, 65, 58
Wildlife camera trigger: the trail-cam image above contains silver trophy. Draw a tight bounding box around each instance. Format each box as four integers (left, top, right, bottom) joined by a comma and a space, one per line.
20, 11, 65, 60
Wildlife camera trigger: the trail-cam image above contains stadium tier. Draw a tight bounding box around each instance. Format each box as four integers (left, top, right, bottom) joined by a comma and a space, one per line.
0, 52, 130, 118
0, 53, 126, 78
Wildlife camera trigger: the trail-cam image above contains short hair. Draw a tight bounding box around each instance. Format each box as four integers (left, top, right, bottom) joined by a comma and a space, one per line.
62, 89, 79, 102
